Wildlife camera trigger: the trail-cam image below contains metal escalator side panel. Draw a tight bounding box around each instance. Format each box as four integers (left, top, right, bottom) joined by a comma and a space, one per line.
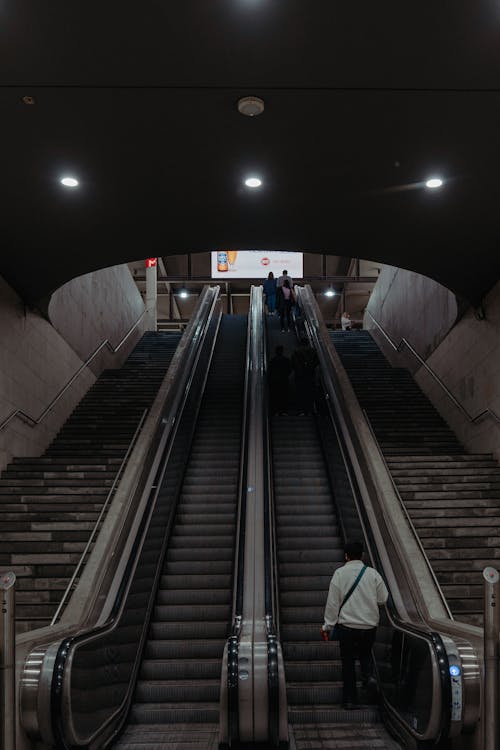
20, 287, 223, 748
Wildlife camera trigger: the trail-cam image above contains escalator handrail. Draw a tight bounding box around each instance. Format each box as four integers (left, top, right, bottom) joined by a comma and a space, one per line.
226, 303, 253, 742
226, 286, 282, 745
21, 286, 222, 748
260, 292, 281, 745
297, 286, 458, 741
226, 290, 266, 742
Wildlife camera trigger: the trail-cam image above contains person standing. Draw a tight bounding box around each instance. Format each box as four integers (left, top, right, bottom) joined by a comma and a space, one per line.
279, 279, 295, 332
321, 540, 388, 709
268, 345, 292, 415
277, 269, 294, 289
291, 337, 318, 415
263, 271, 277, 314
341, 311, 352, 330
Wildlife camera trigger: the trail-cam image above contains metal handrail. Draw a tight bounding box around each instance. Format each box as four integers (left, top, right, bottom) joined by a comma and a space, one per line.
361, 408, 454, 621
366, 310, 500, 427
50, 408, 149, 626
0, 309, 148, 432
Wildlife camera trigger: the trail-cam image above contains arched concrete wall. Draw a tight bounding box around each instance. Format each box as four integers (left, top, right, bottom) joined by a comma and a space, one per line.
365, 269, 500, 461
0, 265, 147, 474
364, 265, 458, 369
48, 264, 146, 375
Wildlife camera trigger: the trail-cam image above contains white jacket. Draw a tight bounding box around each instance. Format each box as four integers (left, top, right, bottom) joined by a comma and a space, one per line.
323, 559, 388, 630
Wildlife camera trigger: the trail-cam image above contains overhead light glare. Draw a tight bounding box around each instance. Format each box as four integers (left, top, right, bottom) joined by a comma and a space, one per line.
237, 96, 265, 117
179, 289, 189, 299
245, 177, 262, 188
426, 177, 443, 189
325, 289, 336, 297
61, 177, 79, 187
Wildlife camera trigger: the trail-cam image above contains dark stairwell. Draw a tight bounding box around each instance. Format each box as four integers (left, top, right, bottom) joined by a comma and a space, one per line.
0, 331, 181, 634
331, 330, 500, 627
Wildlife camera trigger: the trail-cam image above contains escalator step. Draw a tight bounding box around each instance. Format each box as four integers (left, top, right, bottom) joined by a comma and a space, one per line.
139, 659, 222, 680
129, 704, 219, 724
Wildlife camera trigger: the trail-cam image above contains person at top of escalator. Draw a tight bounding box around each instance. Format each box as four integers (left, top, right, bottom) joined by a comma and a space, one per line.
279, 279, 295, 333
263, 271, 277, 315
321, 540, 388, 710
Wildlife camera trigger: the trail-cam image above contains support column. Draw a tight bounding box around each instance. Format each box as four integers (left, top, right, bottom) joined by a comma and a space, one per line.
1, 571, 16, 750
483, 566, 500, 750
145, 258, 158, 331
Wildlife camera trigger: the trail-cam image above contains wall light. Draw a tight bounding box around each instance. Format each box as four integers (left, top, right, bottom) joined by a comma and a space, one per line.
60, 177, 79, 187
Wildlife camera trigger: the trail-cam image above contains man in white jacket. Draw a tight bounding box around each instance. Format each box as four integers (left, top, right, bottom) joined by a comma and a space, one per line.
321, 540, 388, 709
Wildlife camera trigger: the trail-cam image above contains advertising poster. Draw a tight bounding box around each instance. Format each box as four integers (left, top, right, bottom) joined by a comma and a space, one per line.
211, 250, 303, 279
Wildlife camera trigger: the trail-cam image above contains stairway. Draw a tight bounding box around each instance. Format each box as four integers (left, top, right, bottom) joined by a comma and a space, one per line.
114, 315, 246, 750
331, 330, 500, 627
0, 331, 181, 634
271, 414, 389, 746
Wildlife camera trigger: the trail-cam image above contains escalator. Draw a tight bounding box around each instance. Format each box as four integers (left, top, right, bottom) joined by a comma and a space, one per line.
19, 294, 254, 750
266, 317, 394, 748
271, 286, 482, 750
114, 315, 247, 748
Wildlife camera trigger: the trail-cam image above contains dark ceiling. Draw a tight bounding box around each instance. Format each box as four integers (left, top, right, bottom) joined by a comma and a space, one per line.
1, 1, 500, 307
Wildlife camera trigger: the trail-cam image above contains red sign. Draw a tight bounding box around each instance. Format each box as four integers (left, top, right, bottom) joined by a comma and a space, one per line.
145, 258, 157, 268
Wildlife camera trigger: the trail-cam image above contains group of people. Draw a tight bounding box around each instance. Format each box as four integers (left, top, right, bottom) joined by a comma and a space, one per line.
263, 269, 296, 333
265, 270, 354, 332
268, 337, 319, 415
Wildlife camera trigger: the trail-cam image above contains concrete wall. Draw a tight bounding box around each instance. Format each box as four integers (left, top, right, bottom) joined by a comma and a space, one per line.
0, 265, 147, 473
365, 268, 500, 461
48, 264, 147, 374
364, 265, 458, 369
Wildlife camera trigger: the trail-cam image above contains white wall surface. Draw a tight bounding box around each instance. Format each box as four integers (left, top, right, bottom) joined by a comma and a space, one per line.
365, 269, 500, 461
0, 265, 147, 473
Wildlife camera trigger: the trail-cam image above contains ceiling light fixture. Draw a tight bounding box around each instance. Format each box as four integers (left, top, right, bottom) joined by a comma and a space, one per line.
237, 96, 265, 117
426, 177, 443, 189
245, 177, 262, 188
325, 289, 336, 297
60, 177, 79, 187
179, 289, 189, 299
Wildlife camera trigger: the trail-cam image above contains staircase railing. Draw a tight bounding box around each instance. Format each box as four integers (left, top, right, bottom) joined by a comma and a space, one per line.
366, 310, 500, 427
0, 309, 148, 432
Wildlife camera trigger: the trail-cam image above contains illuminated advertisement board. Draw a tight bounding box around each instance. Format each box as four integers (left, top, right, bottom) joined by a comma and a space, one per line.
211, 250, 303, 279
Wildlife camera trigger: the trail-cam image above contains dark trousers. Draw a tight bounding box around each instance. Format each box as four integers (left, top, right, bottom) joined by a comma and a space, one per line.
280, 300, 293, 330
338, 625, 376, 704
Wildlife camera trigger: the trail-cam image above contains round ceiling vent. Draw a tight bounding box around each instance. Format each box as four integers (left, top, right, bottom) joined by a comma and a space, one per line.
237, 96, 265, 117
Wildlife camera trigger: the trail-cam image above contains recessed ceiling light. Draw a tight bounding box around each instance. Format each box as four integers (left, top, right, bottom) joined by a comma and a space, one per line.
426, 177, 443, 189
245, 177, 262, 188
60, 177, 79, 187
237, 96, 265, 117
